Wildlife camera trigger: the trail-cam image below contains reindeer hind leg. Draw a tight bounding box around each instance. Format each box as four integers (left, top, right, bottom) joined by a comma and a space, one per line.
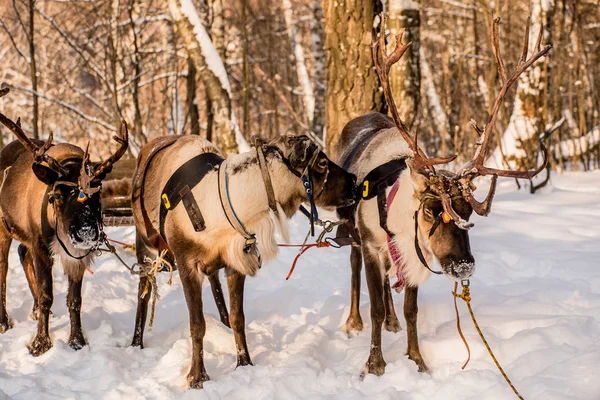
208, 270, 230, 328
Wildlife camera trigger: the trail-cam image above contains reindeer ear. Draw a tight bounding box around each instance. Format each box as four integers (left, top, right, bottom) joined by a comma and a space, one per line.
32, 163, 59, 185
286, 135, 318, 169
407, 159, 428, 195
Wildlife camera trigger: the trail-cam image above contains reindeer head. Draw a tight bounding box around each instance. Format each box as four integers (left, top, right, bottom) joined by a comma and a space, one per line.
0, 91, 129, 252
374, 15, 550, 280
274, 134, 357, 209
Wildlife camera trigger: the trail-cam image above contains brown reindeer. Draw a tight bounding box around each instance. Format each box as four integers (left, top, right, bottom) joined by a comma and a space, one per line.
131, 134, 356, 388
336, 16, 550, 376
0, 88, 128, 355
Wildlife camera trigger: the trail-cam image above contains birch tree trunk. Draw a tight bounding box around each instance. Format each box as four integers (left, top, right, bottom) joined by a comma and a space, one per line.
386, 0, 421, 130
168, 0, 247, 155
310, 0, 326, 138
283, 0, 314, 126
28, 0, 39, 139
493, 0, 554, 168
323, 0, 382, 156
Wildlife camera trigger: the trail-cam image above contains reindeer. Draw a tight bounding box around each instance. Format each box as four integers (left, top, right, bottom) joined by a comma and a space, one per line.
0, 88, 128, 355
130, 134, 356, 388
336, 16, 550, 376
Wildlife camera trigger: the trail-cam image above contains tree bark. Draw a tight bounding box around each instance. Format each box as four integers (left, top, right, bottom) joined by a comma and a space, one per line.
322, 0, 383, 156
310, 0, 326, 138
168, 0, 246, 155
186, 57, 201, 136
386, 0, 421, 130
283, 0, 314, 126
28, 0, 39, 139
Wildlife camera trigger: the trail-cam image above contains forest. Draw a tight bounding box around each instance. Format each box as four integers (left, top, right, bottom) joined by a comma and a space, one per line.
1, 0, 598, 176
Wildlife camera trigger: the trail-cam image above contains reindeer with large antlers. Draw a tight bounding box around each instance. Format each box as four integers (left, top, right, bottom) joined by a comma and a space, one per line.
0, 88, 128, 355
335, 15, 550, 375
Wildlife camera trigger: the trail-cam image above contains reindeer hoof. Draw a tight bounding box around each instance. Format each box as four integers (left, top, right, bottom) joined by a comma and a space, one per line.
131, 338, 144, 349
342, 315, 364, 333
408, 353, 430, 374
28, 335, 53, 356
187, 371, 210, 389
220, 315, 231, 329
0, 318, 13, 333
384, 318, 402, 333
361, 356, 386, 377
68, 332, 87, 350
236, 353, 253, 368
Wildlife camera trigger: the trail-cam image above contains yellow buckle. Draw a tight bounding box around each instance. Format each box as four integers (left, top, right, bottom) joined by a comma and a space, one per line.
362, 180, 369, 198
162, 193, 171, 209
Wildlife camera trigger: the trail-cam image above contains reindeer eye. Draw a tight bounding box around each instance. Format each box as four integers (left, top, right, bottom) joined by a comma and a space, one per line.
317, 159, 328, 169
54, 193, 62, 201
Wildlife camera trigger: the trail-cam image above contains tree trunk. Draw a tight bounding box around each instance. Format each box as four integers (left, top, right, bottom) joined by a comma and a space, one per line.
283, 0, 314, 126
310, 0, 326, 138
28, 0, 38, 139
386, 0, 421, 130
168, 0, 247, 155
186, 57, 201, 136
322, 0, 383, 156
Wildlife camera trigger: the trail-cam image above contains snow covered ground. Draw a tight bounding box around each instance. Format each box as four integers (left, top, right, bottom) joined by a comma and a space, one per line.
1, 171, 599, 400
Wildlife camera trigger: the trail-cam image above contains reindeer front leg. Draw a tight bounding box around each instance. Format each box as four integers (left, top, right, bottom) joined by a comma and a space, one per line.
0, 229, 12, 333
18, 245, 39, 320
28, 251, 54, 356
404, 285, 429, 373
343, 245, 364, 333
227, 268, 252, 367
131, 236, 154, 348
67, 272, 87, 350
180, 266, 209, 388
362, 246, 386, 376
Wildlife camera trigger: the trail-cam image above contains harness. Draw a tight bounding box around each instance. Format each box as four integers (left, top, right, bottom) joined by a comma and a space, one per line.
159, 153, 224, 243
338, 157, 446, 287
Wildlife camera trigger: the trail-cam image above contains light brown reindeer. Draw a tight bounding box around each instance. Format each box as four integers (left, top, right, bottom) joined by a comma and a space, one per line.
0, 88, 128, 355
335, 16, 550, 375
130, 134, 357, 388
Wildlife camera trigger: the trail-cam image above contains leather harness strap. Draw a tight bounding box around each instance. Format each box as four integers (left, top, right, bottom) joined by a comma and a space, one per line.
254, 138, 279, 216
135, 136, 181, 257
159, 152, 224, 242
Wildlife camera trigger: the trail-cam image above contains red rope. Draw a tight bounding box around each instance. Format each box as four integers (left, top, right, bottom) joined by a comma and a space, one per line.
106, 237, 133, 248
284, 241, 330, 280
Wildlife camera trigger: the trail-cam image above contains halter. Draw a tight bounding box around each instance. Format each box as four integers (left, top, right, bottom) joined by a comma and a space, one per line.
42, 180, 103, 260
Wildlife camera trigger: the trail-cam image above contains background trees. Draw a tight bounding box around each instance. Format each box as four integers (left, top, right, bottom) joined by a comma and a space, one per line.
0, 0, 598, 171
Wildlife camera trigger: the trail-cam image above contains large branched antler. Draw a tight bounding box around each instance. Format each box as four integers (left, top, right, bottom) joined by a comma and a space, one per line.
459, 17, 552, 216
0, 88, 67, 175
78, 120, 129, 195
372, 13, 457, 174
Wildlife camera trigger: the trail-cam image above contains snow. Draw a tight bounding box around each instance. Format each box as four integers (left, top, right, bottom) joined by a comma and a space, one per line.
1, 171, 600, 399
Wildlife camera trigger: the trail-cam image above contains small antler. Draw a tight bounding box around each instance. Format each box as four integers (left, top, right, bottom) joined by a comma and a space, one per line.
0, 89, 67, 175
372, 13, 457, 174
93, 120, 129, 178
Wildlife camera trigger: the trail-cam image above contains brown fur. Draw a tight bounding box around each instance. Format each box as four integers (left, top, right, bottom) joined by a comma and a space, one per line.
0, 141, 105, 355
